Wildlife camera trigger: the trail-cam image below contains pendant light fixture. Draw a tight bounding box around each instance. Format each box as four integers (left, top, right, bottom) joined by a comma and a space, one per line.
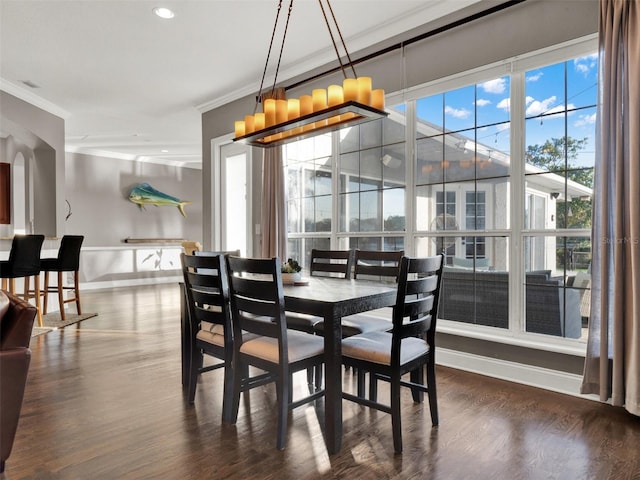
233, 0, 388, 148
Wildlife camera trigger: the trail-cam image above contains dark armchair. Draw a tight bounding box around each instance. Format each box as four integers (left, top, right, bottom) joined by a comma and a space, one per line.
0, 290, 38, 473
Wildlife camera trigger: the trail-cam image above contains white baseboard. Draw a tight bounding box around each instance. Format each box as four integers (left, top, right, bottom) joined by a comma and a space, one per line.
437, 347, 601, 402
80, 275, 182, 291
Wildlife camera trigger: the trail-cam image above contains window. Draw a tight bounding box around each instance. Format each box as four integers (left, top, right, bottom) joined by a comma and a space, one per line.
523, 53, 596, 338
280, 37, 596, 344
285, 134, 333, 266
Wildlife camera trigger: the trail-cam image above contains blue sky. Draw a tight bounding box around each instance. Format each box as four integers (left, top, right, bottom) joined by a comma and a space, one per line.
414, 53, 599, 170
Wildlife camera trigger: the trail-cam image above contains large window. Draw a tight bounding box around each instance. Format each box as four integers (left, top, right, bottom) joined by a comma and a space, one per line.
282, 37, 596, 344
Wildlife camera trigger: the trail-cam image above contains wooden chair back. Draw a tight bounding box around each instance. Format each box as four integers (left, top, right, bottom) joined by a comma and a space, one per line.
181, 253, 233, 349
309, 249, 353, 279
226, 256, 287, 357
391, 255, 444, 365
353, 249, 404, 281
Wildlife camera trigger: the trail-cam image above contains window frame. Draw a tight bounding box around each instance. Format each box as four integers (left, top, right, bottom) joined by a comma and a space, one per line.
281, 34, 597, 355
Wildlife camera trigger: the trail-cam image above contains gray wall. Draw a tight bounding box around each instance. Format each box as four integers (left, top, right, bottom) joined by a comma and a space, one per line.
0, 90, 65, 236
63, 152, 203, 287
65, 152, 202, 247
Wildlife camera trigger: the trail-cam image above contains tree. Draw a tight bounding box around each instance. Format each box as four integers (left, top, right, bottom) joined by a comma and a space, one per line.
525, 136, 593, 229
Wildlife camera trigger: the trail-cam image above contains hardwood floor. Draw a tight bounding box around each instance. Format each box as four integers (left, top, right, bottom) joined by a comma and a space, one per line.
4, 283, 640, 479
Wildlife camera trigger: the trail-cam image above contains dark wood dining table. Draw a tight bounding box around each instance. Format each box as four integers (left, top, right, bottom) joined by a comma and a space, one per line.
282, 276, 397, 454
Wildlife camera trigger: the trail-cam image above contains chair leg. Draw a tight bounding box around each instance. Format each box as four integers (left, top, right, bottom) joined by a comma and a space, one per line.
57, 271, 65, 321
357, 368, 366, 398
187, 348, 203, 404
276, 375, 289, 450
314, 364, 322, 391
391, 373, 403, 453
24, 276, 43, 327
34, 274, 43, 327
43, 271, 50, 315
221, 358, 235, 423
426, 362, 439, 426
1, 278, 7, 291
410, 366, 424, 403
369, 372, 378, 402
73, 270, 82, 315
230, 354, 243, 424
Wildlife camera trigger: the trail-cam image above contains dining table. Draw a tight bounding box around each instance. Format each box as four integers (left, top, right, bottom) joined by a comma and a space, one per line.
282, 276, 398, 455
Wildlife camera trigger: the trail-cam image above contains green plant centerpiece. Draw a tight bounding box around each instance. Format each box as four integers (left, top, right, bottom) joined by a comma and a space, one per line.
281, 258, 302, 284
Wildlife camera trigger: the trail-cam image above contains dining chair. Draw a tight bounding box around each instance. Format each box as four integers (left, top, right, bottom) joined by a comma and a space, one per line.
226, 256, 325, 450
0, 234, 45, 327
341, 255, 444, 453
40, 235, 84, 321
181, 253, 240, 422
181, 240, 202, 255
285, 248, 354, 334
314, 249, 404, 338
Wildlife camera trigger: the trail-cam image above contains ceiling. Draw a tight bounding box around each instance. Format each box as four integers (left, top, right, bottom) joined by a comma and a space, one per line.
1, 0, 481, 168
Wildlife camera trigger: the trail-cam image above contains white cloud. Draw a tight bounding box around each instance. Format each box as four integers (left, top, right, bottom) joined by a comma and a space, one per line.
497, 98, 510, 112
526, 72, 544, 82
475, 99, 491, 107
526, 96, 534, 105
480, 78, 506, 94
574, 112, 597, 127
525, 95, 557, 116
444, 105, 471, 119
574, 53, 598, 75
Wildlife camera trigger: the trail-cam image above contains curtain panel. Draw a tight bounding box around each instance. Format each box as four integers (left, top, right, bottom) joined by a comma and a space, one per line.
260, 147, 288, 261
581, 0, 640, 416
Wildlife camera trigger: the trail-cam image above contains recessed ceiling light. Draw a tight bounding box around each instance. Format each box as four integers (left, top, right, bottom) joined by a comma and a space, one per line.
153, 7, 174, 19
161, 149, 169, 153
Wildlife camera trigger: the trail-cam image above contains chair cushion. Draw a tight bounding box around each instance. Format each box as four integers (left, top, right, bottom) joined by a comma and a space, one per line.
342, 330, 429, 366
285, 312, 322, 330
196, 329, 225, 347
315, 313, 391, 337
240, 330, 324, 364
200, 321, 224, 336
196, 326, 256, 348
39, 258, 60, 271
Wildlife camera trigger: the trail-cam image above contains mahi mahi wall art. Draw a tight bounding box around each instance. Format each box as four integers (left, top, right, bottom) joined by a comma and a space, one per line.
128, 183, 191, 217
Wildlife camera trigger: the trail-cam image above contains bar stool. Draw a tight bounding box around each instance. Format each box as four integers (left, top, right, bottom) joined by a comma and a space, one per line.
0, 234, 45, 327
40, 235, 84, 321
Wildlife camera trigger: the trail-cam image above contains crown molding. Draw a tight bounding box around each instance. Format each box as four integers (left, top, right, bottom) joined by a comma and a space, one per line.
66, 146, 202, 170
0, 78, 71, 119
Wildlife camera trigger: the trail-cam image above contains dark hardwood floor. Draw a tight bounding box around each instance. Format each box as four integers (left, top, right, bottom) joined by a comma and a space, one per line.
4, 283, 640, 479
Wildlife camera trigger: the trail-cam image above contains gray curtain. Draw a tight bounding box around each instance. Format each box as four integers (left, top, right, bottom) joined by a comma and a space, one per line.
581, 0, 640, 416
260, 146, 288, 261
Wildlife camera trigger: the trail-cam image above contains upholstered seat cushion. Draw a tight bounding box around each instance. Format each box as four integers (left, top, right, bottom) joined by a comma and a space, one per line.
196, 324, 224, 347
342, 330, 429, 366
285, 312, 322, 331
240, 330, 324, 363
315, 313, 391, 337
196, 322, 256, 347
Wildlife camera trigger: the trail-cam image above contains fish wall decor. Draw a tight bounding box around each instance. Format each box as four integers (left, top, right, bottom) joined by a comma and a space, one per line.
128, 183, 191, 217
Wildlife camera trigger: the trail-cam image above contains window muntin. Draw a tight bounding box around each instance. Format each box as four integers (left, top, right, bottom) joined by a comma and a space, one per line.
281, 40, 595, 344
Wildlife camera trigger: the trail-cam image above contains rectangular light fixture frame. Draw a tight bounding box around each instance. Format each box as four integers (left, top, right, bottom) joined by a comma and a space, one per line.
233, 101, 388, 148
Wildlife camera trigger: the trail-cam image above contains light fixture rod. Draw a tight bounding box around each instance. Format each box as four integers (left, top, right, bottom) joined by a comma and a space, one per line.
270, 0, 294, 96
319, 0, 357, 79
255, 0, 284, 113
